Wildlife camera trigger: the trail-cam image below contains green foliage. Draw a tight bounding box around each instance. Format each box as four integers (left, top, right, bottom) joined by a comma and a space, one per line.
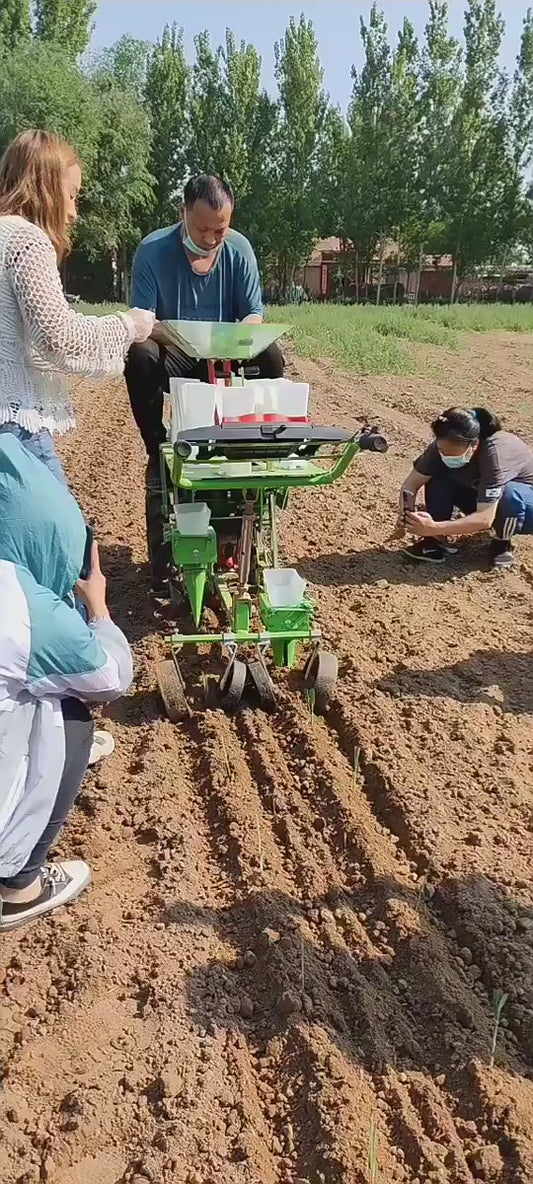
272, 16, 328, 281
0, 0, 31, 51
144, 24, 189, 227
79, 73, 153, 264
4, 4, 533, 301
34, 0, 96, 59
0, 40, 98, 162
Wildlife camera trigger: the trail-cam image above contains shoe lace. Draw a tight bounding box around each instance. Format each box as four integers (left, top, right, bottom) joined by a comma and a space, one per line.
41, 863, 68, 888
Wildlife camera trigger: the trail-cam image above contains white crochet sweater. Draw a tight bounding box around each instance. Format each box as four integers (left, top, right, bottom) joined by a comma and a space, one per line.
0, 215, 132, 435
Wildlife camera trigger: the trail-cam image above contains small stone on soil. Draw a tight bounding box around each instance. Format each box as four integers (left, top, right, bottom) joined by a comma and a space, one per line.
280, 990, 303, 1016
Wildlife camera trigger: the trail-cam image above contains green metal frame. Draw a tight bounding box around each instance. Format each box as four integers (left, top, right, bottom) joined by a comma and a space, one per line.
161, 427, 363, 670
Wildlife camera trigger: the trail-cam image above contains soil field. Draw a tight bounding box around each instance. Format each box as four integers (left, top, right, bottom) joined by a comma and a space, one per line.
1, 331, 533, 1184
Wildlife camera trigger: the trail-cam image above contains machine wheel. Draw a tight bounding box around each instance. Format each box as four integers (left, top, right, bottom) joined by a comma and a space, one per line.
156, 659, 189, 723
303, 650, 339, 715
218, 658, 247, 713
247, 660, 278, 712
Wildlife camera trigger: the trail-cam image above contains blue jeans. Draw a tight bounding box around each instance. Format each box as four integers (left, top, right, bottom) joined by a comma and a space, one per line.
0, 424, 67, 485
425, 473, 533, 539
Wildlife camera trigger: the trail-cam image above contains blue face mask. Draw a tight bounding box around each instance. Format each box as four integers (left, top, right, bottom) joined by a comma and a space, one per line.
439, 449, 473, 469
182, 212, 219, 259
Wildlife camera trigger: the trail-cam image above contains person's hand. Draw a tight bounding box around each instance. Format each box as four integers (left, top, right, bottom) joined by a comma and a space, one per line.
76, 542, 110, 621
150, 321, 173, 346
127, 308, 156, 343
405, 510, 437, 537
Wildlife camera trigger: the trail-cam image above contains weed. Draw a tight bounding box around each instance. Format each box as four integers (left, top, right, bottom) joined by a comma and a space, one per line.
490, 988, 509, 1068
353, 745, 361, 791
306, 687, 316, 727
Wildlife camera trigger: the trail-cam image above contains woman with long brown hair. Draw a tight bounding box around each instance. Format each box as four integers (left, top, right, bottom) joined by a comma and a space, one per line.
0, 129, 154, 482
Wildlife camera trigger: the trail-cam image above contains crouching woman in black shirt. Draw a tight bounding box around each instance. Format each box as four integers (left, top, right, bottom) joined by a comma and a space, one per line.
398, 406, 533, 570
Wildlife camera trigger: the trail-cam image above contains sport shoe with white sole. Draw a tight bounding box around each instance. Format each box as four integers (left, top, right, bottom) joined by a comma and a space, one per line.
0, 861, 91, 932
88, 729, 115, 766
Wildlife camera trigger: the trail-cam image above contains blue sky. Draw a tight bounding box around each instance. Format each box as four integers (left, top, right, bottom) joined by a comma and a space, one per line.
90, 1, 525, 112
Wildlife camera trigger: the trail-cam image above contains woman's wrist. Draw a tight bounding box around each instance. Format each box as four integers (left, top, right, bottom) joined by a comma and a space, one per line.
86, 603, 110, 623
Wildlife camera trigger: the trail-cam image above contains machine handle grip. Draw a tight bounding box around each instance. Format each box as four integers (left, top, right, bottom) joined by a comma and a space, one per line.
259, 423, 288, 438
357, 427, 388, 453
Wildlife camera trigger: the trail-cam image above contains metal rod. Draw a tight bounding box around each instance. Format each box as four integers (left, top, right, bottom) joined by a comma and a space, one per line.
168, 628, 321, 647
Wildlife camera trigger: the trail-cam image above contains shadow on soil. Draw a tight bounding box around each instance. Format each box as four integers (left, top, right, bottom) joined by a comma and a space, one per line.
297, 542, 490, 589
154, 874, 533, 1179
160, 874, 533, 1082
376, 650, 533, 715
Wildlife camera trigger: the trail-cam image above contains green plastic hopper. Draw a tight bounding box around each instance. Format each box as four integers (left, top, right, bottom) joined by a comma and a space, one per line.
160, 320, 291, 361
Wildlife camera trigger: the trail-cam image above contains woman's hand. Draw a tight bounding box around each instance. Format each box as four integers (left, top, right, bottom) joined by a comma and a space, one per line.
76, 542, 110, 621
405, 510, 437, 537
127, 308, 156, 342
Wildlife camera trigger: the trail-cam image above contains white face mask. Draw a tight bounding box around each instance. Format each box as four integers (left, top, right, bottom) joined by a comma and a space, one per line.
182, 211, 219, 259
439, 448, 474, 469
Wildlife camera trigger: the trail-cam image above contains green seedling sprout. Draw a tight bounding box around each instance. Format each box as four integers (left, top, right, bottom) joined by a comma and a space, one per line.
368, 1116, 379, 1183
490, 988, 508, 1068
306, 687, 316, 728
353, 745, 361, 791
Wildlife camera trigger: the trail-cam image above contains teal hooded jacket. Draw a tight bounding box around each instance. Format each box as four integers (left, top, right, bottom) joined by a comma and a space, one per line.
0, 435, 132, 877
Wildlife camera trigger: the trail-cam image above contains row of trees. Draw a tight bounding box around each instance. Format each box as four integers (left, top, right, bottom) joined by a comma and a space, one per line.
1, 0, 533, 298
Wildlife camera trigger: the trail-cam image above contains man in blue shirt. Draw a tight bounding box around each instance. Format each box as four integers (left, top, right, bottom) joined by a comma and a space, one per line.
125, 173, 284, 592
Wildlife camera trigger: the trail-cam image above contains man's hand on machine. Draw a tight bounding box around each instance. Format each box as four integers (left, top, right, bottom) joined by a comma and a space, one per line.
150, 321, 173, 346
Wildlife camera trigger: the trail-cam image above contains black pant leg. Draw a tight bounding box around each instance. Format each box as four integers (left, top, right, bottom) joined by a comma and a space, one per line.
124, 339, 168, 457
246, 342, 285, 379
1, 700, 93, 890
142, 347, 205, 588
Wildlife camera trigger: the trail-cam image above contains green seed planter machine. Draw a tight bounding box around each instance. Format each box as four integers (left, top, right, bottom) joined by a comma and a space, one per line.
156, 321, 388, 719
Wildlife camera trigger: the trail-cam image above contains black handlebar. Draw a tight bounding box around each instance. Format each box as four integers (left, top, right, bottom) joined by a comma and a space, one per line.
357, 426, 389, 453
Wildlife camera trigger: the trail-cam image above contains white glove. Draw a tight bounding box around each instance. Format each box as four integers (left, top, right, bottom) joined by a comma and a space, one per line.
121, 308, 155, 343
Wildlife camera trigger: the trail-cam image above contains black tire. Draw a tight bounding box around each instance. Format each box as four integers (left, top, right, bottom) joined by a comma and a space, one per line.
303, 650, 339, 715
156, 659, 189, 723
218, 658, 247, 713
247, 660, 278, 712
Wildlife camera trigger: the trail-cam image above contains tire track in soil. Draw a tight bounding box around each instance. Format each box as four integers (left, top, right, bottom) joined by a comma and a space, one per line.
1, 349, 532, 1184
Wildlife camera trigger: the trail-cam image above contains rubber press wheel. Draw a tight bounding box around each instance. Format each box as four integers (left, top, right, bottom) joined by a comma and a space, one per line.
247, 660, 278, 713
217, 658, 247, 713
156, 659, 189, 723
303, 650, 339, 715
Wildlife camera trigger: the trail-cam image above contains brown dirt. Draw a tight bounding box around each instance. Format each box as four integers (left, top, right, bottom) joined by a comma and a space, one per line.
1, 331, 533, 1184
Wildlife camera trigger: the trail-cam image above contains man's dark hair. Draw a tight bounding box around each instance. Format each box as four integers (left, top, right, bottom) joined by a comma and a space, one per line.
183, 174, 234, 210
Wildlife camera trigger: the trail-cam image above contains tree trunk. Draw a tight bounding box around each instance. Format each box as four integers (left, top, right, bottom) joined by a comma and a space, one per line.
376, 235, 386, 306
451, 257, 459, 305
355, 247, 359, 303
414, 245, 423, 306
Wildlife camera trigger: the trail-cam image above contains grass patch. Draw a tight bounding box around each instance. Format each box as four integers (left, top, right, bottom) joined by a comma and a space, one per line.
77, 301, 127, 316
267, 303, 457, 375
78, 298, 533, 376
267, 301, 533, 375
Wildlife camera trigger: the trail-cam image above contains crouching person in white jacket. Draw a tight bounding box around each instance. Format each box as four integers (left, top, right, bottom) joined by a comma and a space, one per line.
0, 435, 133, 931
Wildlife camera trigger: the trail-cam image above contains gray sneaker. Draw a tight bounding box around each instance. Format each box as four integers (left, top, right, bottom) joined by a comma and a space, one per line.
0, 861, 91, 932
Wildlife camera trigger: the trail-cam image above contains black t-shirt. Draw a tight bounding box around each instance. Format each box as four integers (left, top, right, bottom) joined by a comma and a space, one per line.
415, 431, 533, 506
